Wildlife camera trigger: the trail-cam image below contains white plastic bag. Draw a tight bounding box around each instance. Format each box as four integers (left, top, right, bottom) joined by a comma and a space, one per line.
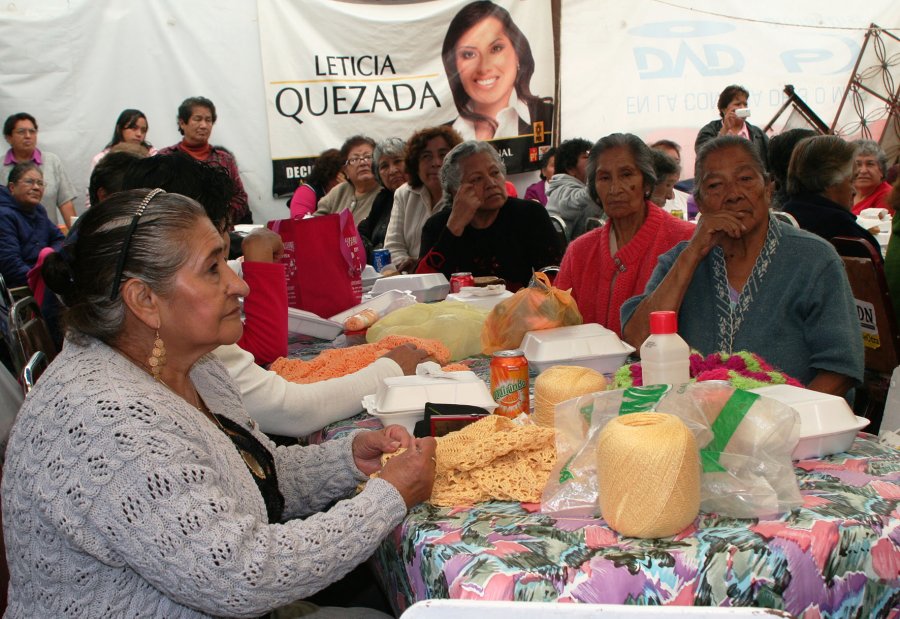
542, 382, 802, 519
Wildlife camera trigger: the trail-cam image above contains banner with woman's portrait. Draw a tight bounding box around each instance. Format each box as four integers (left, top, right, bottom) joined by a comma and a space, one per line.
258, 0, 555, 195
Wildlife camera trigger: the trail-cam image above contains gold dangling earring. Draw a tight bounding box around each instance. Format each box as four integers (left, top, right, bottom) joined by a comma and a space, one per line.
149, 328, 166, 379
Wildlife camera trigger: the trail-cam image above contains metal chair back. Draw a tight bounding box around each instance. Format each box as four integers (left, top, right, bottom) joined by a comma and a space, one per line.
8, 296, 57, 375
21, 351, 48, 395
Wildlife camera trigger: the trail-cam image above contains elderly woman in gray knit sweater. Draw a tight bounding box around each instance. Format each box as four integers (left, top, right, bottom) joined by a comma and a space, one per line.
1, 189, 436, 618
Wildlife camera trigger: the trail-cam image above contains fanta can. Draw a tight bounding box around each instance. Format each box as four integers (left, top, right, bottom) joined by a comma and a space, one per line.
490, 349, 529, 418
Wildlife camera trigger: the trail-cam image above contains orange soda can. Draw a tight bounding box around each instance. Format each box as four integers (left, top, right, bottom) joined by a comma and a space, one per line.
491, 349, 530, 418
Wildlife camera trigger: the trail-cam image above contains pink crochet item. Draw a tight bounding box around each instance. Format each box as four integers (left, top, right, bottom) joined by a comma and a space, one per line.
613, 351, 803, 390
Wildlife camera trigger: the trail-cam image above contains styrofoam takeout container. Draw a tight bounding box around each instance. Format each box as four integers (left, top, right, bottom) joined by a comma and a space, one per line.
749, 384, 870, 459
520, 323, 636, 374
370, 273, 450, 303
446, 285, 514, 311
232, 224, 264, 236
286, 308, 343, 340
362, 371, 497, 432
361, 264, 382, 293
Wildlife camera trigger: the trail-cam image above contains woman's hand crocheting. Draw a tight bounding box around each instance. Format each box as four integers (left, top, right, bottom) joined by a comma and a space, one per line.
352, 426, 413, 475
379, 437, 437, 509
382, 343, 431, 375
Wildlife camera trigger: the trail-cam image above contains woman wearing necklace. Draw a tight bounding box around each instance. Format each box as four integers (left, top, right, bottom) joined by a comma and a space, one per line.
2, 188, 436, 617
621, 136, 863, 396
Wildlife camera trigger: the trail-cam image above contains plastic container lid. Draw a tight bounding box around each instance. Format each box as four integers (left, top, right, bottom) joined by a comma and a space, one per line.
749, 384, 871, 459
649, 311, 678, 334
520, 323, 635, 374
374, 372, 497, 413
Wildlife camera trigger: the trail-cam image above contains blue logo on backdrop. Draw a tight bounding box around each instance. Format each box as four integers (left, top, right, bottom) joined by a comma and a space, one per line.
631, 21, 858, 79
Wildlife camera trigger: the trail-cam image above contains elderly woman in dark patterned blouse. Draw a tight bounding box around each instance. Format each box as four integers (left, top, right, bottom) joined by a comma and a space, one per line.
622, 136, 862, 395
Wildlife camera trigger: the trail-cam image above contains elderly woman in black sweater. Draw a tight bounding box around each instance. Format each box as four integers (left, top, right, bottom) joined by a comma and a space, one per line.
416, 140, 563, 290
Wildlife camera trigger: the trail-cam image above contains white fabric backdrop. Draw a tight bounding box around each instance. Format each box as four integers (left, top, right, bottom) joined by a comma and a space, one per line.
561, 0, 900, 176
1, 0, 898, 225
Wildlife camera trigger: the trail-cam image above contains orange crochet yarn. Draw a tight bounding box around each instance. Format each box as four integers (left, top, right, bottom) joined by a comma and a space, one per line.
271, 335, 454, 383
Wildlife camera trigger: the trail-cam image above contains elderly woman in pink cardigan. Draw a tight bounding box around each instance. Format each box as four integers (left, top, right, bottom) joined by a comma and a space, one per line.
555, 133, 695, 337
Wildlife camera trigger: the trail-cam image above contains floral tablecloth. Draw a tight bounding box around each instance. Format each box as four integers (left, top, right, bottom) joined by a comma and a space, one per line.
289, 335, 900, 618
369, 435, 899, 618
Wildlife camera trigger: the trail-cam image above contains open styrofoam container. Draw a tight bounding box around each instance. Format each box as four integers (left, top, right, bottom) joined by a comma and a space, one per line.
233, 224, 264, 235
446, 285, 513, 310
370, 273, 450, 303
749, 384, 870, 459
286, 308, 343, 340
362, 371, 497, 432
520, 323, 635, 374
328, 290, 417, 326
361, 264, 382, 293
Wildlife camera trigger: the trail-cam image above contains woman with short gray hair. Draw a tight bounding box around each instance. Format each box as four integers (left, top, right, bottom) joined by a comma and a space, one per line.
417, 140, 562, 290
852, 139, 893, 215
782, 135, 880, 250
359, 136, 409, 263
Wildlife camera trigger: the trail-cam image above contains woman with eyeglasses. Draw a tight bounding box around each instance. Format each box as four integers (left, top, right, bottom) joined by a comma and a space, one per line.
0, 162, 65, 287
1, 112, 77, 229
2, 188, 436, 617
313, 135, 382, 225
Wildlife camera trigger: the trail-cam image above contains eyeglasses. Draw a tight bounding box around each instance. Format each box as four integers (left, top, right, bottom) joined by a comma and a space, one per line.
13, 128, 37, 136
18, 178, 44, 187
346, 155, 373, 166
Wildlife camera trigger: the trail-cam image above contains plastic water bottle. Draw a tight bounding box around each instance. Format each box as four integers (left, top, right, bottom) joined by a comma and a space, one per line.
640, 311, 690, 386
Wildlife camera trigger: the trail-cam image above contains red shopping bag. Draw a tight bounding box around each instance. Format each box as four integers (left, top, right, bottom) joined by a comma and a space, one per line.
268, 211, 364, 317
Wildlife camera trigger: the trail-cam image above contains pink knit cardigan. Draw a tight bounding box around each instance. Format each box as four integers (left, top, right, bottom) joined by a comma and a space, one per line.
555, 203, 695, 336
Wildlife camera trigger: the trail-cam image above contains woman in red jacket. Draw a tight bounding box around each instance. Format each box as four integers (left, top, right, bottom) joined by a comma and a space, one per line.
555, 133, 695, 337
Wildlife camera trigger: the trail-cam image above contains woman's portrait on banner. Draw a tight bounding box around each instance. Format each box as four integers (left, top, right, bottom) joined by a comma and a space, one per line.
441, 0, 554, 145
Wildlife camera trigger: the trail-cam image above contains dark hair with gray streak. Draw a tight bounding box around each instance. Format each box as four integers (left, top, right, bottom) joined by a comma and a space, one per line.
372, 137, 406, 185
439, 140, 506, 197
693, 136, 766, 202
787, 135, 855, 197
42, 189, 207, 344
585, 133, 657, 206
852, 139, 888, 178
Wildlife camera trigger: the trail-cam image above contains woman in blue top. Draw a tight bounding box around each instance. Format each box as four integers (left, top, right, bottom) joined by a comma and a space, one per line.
0, 162, 65, 287
621, 136, 863, 396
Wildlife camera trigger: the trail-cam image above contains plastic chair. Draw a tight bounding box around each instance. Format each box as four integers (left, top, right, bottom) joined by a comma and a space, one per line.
831, 236, 900, 432
771, 210, 799, 228
20, 350, 48, 395
585, 216, 604, 232
8, 296, 58, 376
548, 215, 568, 251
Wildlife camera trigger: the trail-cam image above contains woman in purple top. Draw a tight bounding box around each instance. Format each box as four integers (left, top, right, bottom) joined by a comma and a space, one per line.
524, 146, 555, 206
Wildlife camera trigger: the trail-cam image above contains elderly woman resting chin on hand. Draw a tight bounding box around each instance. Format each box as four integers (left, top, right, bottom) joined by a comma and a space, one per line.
621, 136, 863, 397
1, 188, 436, 618
416, 140, 563, 290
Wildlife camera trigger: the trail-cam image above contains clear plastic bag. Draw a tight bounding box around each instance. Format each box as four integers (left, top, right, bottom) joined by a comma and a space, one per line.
366, 300, 489, 361
481, 271, 582, 355
542, 382, 802, 520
